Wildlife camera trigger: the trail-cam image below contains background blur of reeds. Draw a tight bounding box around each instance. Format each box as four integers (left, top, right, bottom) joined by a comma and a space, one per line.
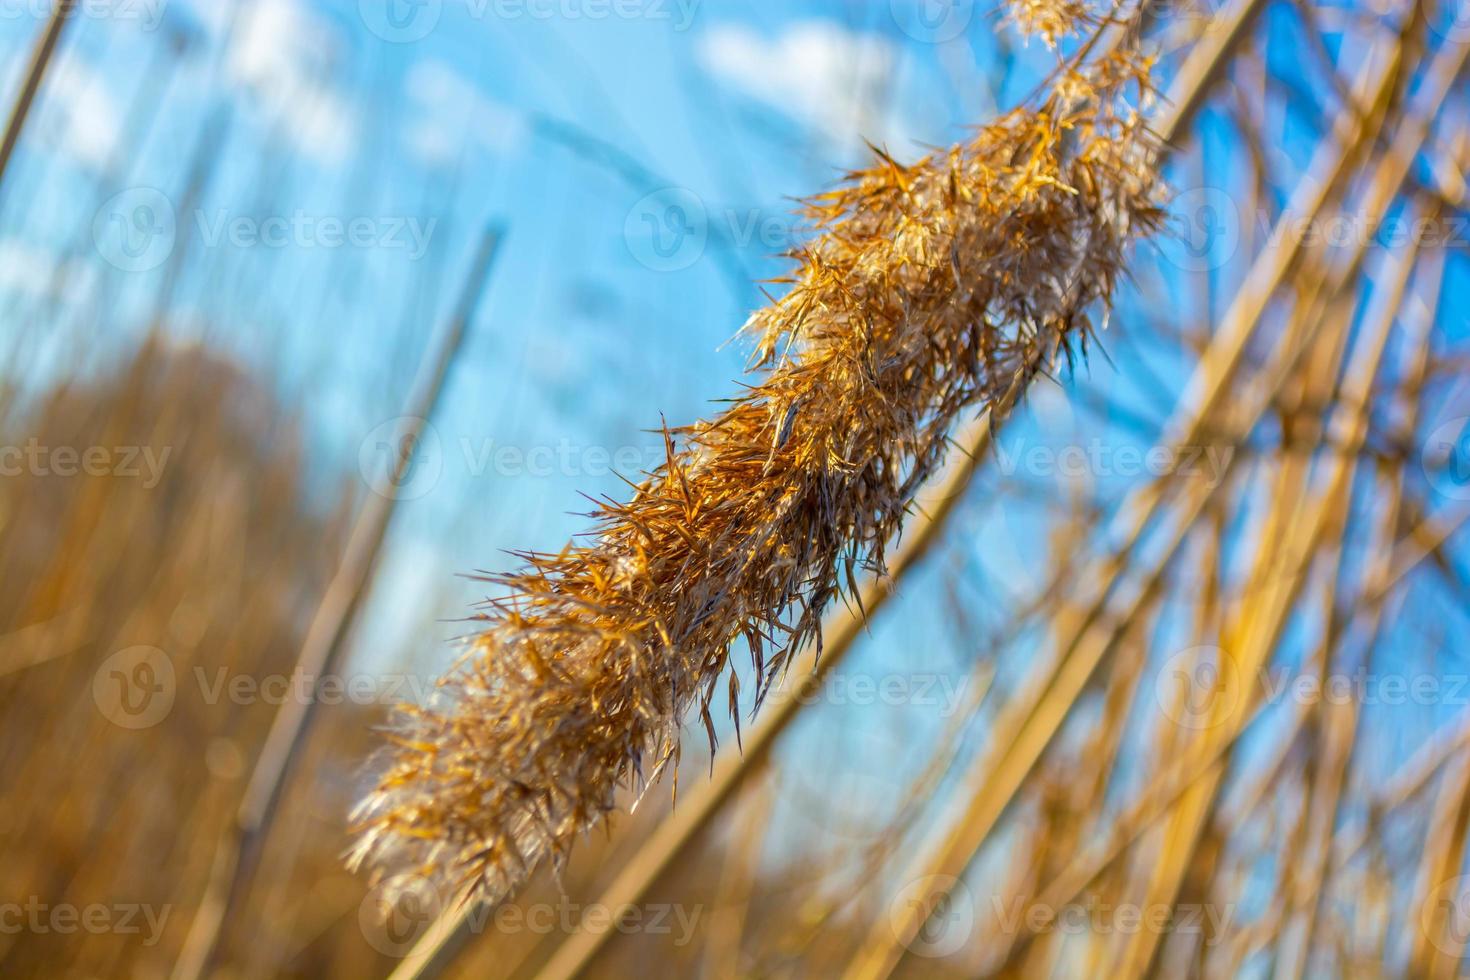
1, 0, 1469, 977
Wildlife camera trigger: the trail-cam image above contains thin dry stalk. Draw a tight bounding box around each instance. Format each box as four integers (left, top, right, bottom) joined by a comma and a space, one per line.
0, 0, 75, 200
1109, 31, 1467, 975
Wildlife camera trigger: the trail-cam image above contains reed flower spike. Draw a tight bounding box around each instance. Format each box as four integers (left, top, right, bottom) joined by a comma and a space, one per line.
350, 3, 1167, 908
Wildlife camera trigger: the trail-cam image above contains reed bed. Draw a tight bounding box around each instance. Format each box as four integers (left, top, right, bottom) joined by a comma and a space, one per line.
0, 335, 353, 976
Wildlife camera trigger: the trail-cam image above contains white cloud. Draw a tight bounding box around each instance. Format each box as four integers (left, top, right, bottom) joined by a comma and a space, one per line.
0, 239, 95, 302
403, 59, 526, 168
27, 58, 120, 171
0, 240, 56, 295
697, 21, 908, 151
225, 0, 358, 165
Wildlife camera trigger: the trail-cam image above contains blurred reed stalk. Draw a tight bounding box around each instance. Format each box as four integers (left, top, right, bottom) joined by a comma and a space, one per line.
0, 0, 75, 203
171, 228, 504, 980
850, 13, 1470, 976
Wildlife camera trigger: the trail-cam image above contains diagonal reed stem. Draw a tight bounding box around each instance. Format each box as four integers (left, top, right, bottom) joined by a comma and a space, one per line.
0, 0, 75, 207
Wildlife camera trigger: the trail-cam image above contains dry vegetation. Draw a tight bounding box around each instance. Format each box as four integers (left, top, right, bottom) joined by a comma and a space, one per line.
0, 336, 352, 975
348, 11, 1165, 910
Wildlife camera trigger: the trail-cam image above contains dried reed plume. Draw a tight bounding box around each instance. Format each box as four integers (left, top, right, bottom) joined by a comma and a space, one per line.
350, 4, 1167, 907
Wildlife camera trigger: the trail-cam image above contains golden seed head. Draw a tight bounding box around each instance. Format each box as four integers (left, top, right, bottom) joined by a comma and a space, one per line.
349, 4, 1165, 909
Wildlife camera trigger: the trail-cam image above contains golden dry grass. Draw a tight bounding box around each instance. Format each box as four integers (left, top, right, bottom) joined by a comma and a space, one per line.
0, 335, 354, 977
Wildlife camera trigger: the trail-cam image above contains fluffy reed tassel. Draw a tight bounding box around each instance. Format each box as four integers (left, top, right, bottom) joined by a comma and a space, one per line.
350, 11, 1165, 906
